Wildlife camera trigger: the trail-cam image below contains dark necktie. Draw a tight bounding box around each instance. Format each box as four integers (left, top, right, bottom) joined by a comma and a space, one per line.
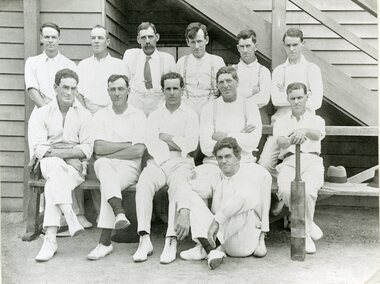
144, 56, 153, 89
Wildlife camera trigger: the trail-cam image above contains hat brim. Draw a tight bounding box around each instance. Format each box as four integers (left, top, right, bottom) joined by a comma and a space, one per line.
323, 181, 366, 188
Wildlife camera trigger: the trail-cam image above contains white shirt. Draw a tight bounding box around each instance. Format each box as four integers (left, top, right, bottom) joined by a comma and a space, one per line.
176, 53, 225, 99
25, 51, 77, 100
92, 104, 147, 168
211, 164, 262, 225
273, 111, 325, 159
77, 54, 128, 110
145, 103, 199, 166
28, 99, 93, 161
236, 59, 271, 108
200, 95, 262, 163
271, 55, 323, 123
123, 48, 175, 96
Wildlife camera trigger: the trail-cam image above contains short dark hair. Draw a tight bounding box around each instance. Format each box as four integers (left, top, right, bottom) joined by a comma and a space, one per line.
286, 82, 307, 95
213, 137, 242, 160
216, 65, 239, 83
55, 68, 79, 85
185, 22, 208, 40
236, 29, 257, 44
137, 22, 157, 35
160, 72, 184, 89
40, 22, 60, 36
92, 25, 110, 38
282, 27, 304, 42
107, 74, 129, 87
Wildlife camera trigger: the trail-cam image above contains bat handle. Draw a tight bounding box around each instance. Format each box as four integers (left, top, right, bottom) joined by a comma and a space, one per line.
295, 144, 301, 181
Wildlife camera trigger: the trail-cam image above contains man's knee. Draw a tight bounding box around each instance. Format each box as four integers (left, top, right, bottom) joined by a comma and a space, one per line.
40, 157, 66, 176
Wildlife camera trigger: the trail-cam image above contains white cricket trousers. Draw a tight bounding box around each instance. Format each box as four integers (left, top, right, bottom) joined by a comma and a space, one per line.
189, 162, 272, 232
276, 153, 324, 234
258, 135, 280, 178
94, 158, 140, 229
136, 158, 193, 237
185, 186, 262, 257
40, 157, 84, 228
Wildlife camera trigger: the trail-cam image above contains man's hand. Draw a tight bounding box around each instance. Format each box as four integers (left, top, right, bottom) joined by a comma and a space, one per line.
277, 83, 285, 93
159, 133, 174, 143
241, 124, 256, 133
175, 208, 190, 241
207, 219, 219, 249
251, 86, 260, 96
65, 158, 83, 173
289, 128, 307, 145
212, 131, 228, 142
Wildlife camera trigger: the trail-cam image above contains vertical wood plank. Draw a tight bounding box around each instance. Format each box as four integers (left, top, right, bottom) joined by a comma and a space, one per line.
23, 0, 40, 219
271, 0, 287, 69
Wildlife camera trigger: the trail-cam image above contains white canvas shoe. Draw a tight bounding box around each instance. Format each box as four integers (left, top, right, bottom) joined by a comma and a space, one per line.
253, 233, 267, 258
305, 235, 316, 254
160, 237, 177, 264
87, 243, 113, 260
77, 215, 93, 229
180, 244, 207, 261
35, 236, 57, 262
114, 214, 130, 230
310, 222, 323, 241
207, 249, 226, 270
133, 235, 153, 262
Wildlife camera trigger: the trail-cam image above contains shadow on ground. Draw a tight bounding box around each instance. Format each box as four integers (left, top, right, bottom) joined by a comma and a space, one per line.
2, 206, 379, 284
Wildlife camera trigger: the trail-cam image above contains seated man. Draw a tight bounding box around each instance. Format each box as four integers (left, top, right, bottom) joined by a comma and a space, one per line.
87, 74, 147, 260
28, 68, 93, 262
273, 82, 325, 254
189, 66, 271, 256
176, 137, 266, 270
133, 72, 199, 264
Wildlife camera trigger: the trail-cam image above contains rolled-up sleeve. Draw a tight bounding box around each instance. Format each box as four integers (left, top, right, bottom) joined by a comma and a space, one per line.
145, 112, 170, 165
306, 64, 323, 111
28, 108, 50, 160
75, 111, 94, 160
252, 66, 271, 108
25, 57, 39, 91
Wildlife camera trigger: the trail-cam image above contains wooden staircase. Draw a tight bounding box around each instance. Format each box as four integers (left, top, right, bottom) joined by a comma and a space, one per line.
176, 0, 378, 126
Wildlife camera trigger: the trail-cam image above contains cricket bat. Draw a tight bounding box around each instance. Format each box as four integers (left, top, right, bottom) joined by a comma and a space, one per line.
290, 144, 306, 261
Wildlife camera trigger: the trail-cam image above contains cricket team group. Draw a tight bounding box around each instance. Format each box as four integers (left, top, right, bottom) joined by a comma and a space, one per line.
26, 20, 325, 269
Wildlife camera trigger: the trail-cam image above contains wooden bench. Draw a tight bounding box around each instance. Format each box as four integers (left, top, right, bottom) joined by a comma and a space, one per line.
22, 126, 379, 241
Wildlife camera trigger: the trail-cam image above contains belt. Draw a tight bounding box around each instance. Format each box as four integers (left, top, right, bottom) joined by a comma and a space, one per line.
283, 151, 319, 160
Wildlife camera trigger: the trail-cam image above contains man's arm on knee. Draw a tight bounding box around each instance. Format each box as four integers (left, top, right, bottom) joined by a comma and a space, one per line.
97, 143, 146, 160
27, 88, 48, 108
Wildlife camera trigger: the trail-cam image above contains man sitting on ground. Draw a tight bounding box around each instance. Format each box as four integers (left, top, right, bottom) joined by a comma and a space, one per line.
176, 137, 267, 270
274, 82, 325, 254
133, 72, 199, 264
87, 74, 147, 260
28, 68, 93, 262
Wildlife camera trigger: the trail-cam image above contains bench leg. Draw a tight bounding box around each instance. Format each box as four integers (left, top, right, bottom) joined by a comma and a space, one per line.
22, 187, 42, 241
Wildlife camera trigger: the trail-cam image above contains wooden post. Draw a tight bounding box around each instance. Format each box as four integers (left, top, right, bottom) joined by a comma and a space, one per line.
271, 0, 287, 70
290, 144, 306, 261
23, 0, 40, 219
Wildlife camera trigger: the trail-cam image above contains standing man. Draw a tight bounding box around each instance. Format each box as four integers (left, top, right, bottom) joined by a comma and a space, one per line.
235, 29, 271, 125
123, 22, 176, 116
273, 82, 325, 254
87, 74, 147, 260
25, 22, 77, 108
25, 22, 90, 230
28, 68, 93, 262
188, 66, 271, 257
259, 28, 323, 178
77, 25, 128, 114
133, 72, 198, 264
177, 137, 267, 270
176, 22, 225, 116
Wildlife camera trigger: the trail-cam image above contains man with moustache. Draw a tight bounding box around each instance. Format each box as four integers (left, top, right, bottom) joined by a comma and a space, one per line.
28, 68, 93, 262
133, 72, 198, 265
87, 74, 147, 260
176, 22, 225, 116
123, 22, 176, 116
77, 25, 128, 114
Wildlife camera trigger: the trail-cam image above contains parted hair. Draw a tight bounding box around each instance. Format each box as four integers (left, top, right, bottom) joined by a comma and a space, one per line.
185, 22, 208, 39
282, 27, 304, 42
160, 72, 184, 89
213, 137, 242, 160
40, 22, 60, 36
54, 68, 78, 85
286, 82, 307, 95
216, 65, 239, 83
137, 22, 158, 34
107, 74, 129, 87
236, 29, 257, 44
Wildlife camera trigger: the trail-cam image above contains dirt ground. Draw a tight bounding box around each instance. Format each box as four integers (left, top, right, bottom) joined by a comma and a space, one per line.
2, 205, 380, 284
